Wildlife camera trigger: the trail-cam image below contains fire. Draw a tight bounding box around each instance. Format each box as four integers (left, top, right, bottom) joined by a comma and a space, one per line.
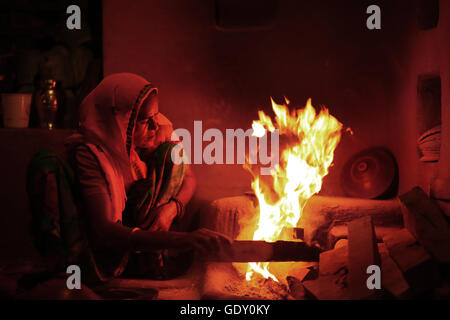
245, 98, 343, 282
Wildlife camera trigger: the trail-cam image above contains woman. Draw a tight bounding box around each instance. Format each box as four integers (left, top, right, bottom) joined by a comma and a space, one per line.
28, 73, 231, 284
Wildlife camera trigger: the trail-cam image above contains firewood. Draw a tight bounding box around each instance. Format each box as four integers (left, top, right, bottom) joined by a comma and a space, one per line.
382, 229, 438, 293
199, 196, 251, 239
286, 276, 306, 299
288, 267, 317, 282
334, 239, 348, 248
206, 240, 321, 262
400, 187, 450, 264
301, 195, 404, 246
377, 243, 410, 299
302, 244, 350, 299
319, 246, 348, 276
327, 225, 403, 249
347, 216, 382, 299
303, 272, 350, 300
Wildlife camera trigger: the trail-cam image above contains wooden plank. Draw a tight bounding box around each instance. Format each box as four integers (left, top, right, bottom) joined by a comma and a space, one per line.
319, 246, 348, 276
382, 229, 438, 292
302, 239, 351, 300
334, 239, 348, 248
347, 216, 381, 299
288, 267, 317, 282
304, 196, 404, 226
400, 187, 450, 264
286, 276, 306, 299
206, 240, 321, 262
327, 225, 402, 249
377, 243, 410, 299
302, 195, 403, 246
303, 273, 350, 300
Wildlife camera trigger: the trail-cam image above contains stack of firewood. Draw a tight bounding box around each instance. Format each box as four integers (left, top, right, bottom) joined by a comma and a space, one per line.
290, 187, 450, 300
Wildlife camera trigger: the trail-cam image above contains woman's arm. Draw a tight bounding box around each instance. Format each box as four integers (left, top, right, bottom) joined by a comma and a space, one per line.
175, 164, 196, 207
83, 191, 231, 255
82, 192, 182, 252
146, 164, 196, 231
72, 146, 178, 252
75, 146, 229, 254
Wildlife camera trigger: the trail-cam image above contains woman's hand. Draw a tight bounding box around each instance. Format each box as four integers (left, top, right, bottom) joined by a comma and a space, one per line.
182, 228, 233, 257
148, 201, 178, 232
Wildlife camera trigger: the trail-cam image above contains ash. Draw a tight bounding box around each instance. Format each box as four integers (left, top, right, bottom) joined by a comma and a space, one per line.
224, 275, 290, 300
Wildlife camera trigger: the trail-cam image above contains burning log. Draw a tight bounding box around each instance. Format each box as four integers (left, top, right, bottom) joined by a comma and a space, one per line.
206, 240, 321, 262
301, 195, 404, 246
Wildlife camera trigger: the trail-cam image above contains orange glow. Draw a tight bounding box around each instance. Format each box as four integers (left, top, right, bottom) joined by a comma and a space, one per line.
245, 98, 343, 282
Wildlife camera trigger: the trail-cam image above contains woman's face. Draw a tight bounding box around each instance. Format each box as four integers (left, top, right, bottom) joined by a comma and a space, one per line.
134, 93, 160, 150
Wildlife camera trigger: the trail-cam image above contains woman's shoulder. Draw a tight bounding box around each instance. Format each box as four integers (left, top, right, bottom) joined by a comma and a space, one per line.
71, 143, 110, 195
71, 143, 102, 171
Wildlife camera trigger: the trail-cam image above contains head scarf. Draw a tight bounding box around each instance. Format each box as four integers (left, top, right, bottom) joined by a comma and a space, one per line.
65, 73, 172, 221
80, 73, 157, 180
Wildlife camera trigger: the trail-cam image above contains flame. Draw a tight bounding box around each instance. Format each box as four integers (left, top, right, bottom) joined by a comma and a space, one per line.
244, 98, 343, 282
